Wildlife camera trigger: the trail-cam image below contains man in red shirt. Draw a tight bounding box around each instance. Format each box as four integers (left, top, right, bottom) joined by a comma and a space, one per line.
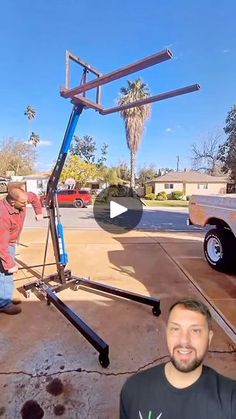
0, 187, 43, 315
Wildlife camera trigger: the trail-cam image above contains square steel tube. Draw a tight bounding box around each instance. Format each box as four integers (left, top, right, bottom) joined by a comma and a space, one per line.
61, 49, 173, 98
101, 84, 200, 115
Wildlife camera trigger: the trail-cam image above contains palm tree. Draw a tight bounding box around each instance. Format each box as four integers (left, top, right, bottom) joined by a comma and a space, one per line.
24, 105, 36, 140
118, 78, 151, 188
29, 132, 40, 147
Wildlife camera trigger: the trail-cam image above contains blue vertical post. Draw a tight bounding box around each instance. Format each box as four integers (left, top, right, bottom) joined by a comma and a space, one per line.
45, 105, 84, 277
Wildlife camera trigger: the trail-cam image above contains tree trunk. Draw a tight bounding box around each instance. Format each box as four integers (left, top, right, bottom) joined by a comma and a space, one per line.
130, 150, 136, 189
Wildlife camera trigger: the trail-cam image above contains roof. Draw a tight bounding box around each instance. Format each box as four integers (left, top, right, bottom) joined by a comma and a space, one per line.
146, 171, 229, 184
23, 172, 50, 180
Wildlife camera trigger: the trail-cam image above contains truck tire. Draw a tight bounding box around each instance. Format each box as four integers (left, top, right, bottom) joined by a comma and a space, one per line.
203, 228, 236, 272
74, 199, 84, 208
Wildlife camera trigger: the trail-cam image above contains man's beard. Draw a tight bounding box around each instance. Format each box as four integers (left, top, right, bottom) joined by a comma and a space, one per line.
170, 346, 208, 373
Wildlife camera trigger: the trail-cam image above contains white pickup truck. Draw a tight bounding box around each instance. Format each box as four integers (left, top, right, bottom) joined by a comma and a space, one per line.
188, 194, 236, 272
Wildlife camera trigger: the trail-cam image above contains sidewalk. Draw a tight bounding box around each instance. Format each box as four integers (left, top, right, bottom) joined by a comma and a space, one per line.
0, 229, 235, 418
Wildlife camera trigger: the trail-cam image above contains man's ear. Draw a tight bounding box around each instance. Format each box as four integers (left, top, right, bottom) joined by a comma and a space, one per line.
8, 199, 15, 207
209, 330, 214, 346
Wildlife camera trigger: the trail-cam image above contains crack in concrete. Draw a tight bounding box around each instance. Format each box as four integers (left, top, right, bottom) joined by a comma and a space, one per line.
209, 349, 236, 354
155, 240, 236, 344
0, 350, 235, 380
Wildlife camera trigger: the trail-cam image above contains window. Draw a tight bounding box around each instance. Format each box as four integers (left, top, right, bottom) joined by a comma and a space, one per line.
164, 183, 174, 189
37, 180, 43, 189
197, 183, 208, 190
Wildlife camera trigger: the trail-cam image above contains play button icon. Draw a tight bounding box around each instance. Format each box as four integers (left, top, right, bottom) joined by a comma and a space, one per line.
93, 186, 143, 233
110, 201, 128, 219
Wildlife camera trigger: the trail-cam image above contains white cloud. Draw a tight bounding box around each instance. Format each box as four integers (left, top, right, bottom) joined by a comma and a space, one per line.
37, 140, 52, 147
165, 127, 174, 133
222, 49, 230, 54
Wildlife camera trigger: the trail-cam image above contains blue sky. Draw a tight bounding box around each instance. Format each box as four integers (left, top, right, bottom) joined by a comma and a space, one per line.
0, 0, 235, 173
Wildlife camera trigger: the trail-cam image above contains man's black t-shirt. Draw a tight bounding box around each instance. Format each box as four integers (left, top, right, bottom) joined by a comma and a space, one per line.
120, 364, 236, 419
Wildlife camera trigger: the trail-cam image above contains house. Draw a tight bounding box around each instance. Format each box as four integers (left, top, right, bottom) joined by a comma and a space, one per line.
145, 171, 229, 197
18, 174, 107, 195
22, 173, 50, 195
81, 178, 106, 192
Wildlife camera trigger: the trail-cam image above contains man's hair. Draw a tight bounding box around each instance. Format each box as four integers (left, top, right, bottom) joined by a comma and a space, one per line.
7, 187, 28, 202
168, 298, 212, 329
7, 181, 26, 192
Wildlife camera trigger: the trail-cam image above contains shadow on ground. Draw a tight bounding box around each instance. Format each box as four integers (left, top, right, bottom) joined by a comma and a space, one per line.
0, 229, 235, 418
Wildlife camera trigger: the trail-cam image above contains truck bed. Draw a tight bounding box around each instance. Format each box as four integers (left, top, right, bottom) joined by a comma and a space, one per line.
190, 194, 236, 208
189, 194, 236, 228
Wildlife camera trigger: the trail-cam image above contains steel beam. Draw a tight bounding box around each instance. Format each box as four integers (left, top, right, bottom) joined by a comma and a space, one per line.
72, 94, 104, 111
61, 49, 173, 98
70, 276, 161, 309
101, 84, 200, 115
44, 286, 109, 357
67, 50, 102, 76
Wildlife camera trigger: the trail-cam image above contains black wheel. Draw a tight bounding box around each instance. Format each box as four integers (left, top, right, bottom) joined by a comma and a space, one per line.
99, 354, 110, 368
74, 199, 84, 208
204, 228, 236, 272
152, 305, 161, 316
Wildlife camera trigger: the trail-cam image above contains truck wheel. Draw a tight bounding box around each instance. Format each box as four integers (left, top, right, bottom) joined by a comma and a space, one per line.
204, 228, 236, 272
74, 199, 84, 208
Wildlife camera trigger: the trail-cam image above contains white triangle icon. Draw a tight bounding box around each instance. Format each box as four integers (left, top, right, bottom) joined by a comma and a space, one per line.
110, 201, 128, 219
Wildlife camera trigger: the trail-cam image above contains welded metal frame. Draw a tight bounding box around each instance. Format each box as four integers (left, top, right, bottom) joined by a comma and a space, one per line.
23, 48, 200, 368
60, 49, 200, 113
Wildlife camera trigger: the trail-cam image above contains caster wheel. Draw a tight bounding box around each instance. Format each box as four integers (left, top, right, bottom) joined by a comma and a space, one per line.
25, 290, 31, 299
99, 354, 110, 368
152, 305, 161, 316
74, 284, 80, 291
47, 299, 51, 306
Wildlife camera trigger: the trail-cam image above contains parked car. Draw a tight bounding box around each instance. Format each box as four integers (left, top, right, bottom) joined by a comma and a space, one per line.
40, 189, 92, 208
0, 178, 8, 193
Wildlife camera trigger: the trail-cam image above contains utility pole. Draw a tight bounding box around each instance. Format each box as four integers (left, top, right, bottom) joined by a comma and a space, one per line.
176, 155, 180, 172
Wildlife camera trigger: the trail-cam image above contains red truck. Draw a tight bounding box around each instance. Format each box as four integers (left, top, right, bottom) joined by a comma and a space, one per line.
40, 189, 92, 208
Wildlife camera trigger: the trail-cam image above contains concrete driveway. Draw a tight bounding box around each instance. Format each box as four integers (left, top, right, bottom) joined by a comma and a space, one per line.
24, 206, 203, 232
0, 228, 235, 418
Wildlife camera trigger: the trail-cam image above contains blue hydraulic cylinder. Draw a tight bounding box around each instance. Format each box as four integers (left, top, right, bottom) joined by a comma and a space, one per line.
57, 222, 68, 266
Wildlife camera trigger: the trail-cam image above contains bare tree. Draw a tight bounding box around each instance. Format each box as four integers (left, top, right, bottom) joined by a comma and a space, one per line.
0, 139, 36, 176
191, 129, 224, 175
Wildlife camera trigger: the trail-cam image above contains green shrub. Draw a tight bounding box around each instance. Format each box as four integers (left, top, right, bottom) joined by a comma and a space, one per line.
156, 191, 167, 201
145, 193, 156, 200
172, 190, 184, 200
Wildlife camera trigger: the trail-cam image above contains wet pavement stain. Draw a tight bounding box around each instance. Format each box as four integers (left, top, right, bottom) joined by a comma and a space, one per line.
21, 400, 44, 419
46, 378, 64, 396
54, 404, 66, 416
